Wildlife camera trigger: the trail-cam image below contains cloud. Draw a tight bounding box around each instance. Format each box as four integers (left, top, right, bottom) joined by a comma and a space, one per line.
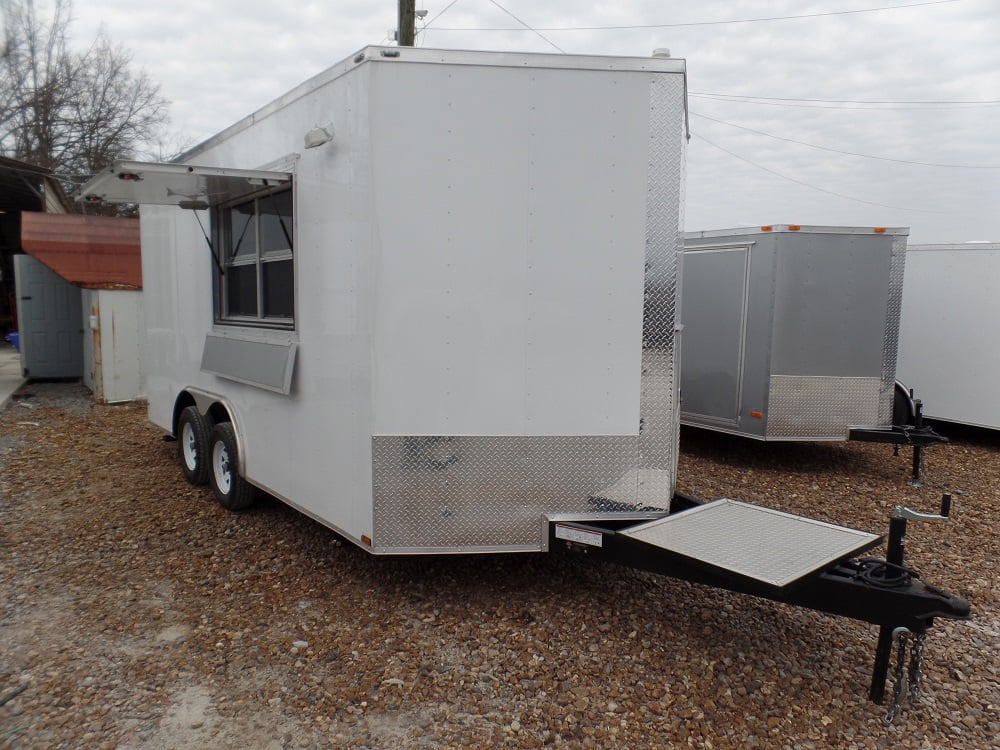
61, 0, 999, 242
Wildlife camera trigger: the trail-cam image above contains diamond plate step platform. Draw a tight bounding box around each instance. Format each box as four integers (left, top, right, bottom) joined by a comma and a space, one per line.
620, 499, 881, 588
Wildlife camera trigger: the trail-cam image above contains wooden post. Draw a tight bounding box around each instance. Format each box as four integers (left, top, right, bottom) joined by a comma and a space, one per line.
398, 0, 416, 46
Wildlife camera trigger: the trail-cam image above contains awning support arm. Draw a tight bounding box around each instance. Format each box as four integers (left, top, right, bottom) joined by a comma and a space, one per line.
192, 209, 225, 276
263, 179, 294, 252
230, 209, 254, 260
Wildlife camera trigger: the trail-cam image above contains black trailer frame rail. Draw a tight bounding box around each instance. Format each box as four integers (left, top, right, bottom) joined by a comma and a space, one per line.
850, 388, 950, 485
550, 492, 969, 708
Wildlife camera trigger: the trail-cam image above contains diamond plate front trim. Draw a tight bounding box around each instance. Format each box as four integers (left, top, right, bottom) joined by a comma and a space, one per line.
766, 375, 882, 439
880, 235, 908, 423
639, 70, 686, 506
372, 436, 648, 552
621, 499, 880, 588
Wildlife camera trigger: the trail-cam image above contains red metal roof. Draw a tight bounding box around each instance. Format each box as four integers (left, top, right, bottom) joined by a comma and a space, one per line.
20, 213, 141, 289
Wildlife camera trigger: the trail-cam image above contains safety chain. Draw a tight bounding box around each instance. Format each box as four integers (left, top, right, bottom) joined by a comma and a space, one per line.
908, 631, 927, 703
885, 628, 929, 723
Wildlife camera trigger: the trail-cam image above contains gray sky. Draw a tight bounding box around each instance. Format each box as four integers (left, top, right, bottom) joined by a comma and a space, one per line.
64, 0, 999, 243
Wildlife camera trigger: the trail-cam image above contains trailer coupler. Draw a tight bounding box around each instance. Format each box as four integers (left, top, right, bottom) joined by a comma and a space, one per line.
849, 398, 949, 486
549, 493, 970, 712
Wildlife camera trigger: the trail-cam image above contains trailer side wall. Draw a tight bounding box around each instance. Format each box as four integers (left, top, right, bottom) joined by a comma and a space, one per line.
140, 49, 688, 552
897, 243, 1000, 429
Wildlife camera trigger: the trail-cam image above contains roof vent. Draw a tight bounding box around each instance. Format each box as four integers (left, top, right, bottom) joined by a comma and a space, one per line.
652, 48, 671, 58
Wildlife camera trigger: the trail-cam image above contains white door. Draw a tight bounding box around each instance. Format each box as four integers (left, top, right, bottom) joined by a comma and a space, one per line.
13, 255, 83, 378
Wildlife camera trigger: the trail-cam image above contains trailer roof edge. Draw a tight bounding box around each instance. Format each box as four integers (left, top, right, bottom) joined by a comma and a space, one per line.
176, 46, 687, 165
685, 225, 909, 239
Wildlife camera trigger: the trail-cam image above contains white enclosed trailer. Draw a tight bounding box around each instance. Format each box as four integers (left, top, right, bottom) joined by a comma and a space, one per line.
81, 46, 690, 553
897, 243, 1000, 430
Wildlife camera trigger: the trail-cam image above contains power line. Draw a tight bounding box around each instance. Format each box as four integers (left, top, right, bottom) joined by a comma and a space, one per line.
692, 92, 1000, 106
691, 132, 944, 213
430, 0, 961, 31
690, 94, 1000, 112
484, 0, 565, 53
691, 111, 1000, 168
420, 0, 463, 34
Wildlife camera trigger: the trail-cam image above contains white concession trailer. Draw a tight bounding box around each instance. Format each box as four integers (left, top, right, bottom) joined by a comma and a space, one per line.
897, 243, 1000, 430
80, 48, 970, 707
82, 46, 690, 553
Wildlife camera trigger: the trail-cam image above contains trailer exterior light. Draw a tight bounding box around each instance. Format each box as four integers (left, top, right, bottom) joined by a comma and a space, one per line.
760, 225, 773, 232
788, 225, 801, 231
874, 227, 887, 233
304, 125, 335, 149
750, 410, 763, 418
361, 534, 372, 547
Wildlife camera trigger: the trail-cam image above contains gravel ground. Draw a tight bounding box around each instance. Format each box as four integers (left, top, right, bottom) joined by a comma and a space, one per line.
1, 382, 997, 749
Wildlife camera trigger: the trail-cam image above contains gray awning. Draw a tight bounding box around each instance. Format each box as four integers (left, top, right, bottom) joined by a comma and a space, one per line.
79, 161, 291, 208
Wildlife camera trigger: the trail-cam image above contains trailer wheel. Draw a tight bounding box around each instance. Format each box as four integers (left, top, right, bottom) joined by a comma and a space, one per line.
208, 422, 257, 511
177, 406, 210, 485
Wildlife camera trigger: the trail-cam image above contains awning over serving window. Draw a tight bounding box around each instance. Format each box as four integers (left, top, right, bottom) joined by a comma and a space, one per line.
79, 161, 292, 208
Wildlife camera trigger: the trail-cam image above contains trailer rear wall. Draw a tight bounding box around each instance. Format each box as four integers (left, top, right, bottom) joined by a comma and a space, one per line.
680, 226, 907, 440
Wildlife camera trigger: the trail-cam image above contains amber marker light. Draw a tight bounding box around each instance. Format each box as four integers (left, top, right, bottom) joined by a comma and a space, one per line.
361, 535, 372, 546
750, 410, 763, 419
760, 225, 773, 232
874, 227, 887, 233
788, 225, 801, 231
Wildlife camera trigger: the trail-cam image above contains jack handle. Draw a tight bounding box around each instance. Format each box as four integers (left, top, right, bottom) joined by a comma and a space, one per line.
893, 493, 951, 523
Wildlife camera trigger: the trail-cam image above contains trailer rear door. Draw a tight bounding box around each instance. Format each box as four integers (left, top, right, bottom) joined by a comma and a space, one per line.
679, 244, 750, 425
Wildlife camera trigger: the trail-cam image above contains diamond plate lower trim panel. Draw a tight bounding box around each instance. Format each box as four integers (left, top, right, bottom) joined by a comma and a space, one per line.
766, 375, 882, 439
372, 435, 659, 552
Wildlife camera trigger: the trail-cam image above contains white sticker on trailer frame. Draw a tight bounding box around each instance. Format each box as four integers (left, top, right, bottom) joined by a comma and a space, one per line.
554, 524, 604, 548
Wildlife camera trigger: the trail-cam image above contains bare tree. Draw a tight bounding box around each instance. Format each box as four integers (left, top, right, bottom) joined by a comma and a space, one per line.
0, 0, 169, 203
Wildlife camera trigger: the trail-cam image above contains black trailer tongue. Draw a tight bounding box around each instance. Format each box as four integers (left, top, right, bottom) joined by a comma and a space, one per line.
549, 493, 970, 721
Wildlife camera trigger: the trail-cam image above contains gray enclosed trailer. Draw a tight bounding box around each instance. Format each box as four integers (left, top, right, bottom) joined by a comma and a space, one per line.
680, 225, 915, 441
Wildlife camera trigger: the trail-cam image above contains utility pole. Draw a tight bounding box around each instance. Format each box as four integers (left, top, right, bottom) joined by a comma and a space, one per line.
398, 0, 416, 47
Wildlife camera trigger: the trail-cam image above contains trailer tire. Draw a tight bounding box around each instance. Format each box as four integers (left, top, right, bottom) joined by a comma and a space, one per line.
208, 422, 257, 511
177, 406, 210, 485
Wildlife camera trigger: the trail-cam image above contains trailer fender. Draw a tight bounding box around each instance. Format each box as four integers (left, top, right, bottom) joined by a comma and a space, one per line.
893, 380, 916, 426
